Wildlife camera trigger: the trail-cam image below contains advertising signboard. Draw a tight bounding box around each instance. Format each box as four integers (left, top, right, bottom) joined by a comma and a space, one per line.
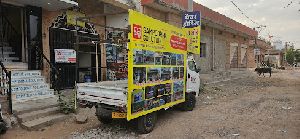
127, 10, 187, 120
54, 49, 76, 63
182, 11, 201, 54
66, 10, 85, 27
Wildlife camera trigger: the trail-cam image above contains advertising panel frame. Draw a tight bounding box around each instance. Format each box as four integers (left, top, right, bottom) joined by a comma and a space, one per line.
127, 10, 188, 120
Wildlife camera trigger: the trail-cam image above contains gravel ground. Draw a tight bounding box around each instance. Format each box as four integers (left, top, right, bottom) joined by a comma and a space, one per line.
68, 70, 300, 139
2, 70, 299, 139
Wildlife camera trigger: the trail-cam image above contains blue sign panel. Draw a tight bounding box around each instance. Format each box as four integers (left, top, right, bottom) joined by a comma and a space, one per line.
182, 11, 201, 28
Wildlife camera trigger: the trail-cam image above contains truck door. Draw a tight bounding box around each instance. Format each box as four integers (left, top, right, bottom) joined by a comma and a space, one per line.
186, 60, 200, 96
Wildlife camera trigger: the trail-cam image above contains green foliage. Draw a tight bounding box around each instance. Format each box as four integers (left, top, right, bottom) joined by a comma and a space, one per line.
286, 49, 295, 65
286, 49, 300, 65
58, 91, 76, 114
295, 49, 300, 63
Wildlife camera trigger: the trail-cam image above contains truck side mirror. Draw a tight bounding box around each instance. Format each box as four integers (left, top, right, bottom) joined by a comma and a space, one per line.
195, 66, 201, 73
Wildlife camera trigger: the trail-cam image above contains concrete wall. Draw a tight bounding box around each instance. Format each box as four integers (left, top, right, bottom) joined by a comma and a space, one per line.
106, 13, 128, 29
143, 6, 167, 22
247, 46, 256, 68
41, 10, 62, 82
166, 12, 182, 28
197, 26, 213, 72
143, 4, 256, 73
196, 24, 252, 72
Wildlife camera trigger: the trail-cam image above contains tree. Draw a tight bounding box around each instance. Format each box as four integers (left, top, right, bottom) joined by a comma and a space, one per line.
286, 49, 295, 65
295, 49, 300, 63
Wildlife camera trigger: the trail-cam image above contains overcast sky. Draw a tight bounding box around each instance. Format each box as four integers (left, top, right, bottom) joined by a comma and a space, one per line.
195, 0, 300, 49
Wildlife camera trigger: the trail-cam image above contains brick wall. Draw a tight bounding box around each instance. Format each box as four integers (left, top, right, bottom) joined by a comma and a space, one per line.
197, 24, 253, 72
143, 6, 167, 22
247, 46, 256, 68
42, 10, 63, 83
166, 12, 182, 28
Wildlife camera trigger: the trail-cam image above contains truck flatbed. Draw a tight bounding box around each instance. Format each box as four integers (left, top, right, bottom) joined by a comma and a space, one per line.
77, 80, 128, 107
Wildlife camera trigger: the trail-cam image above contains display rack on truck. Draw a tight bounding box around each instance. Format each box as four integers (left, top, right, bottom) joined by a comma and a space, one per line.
77, 10, 201, 134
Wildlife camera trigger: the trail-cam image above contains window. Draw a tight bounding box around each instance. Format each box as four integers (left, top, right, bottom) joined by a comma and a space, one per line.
200, 43, 206, 57
188, 61, 196, 72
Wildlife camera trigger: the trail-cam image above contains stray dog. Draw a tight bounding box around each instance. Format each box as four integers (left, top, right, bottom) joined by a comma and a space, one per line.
255, 67, 272, 77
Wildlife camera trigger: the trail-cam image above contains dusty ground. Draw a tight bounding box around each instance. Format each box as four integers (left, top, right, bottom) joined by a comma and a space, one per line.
1, 70, 300, 139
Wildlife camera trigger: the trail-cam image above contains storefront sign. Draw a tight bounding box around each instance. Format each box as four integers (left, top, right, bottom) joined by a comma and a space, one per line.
54, 49, 76, 63
66, 10, 85, 27
182, 12, 201, 28
128, 10, 187, 120
182, 11, 201, 54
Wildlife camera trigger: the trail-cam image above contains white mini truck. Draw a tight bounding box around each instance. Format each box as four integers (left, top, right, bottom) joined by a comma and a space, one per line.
77, 57, 201, 133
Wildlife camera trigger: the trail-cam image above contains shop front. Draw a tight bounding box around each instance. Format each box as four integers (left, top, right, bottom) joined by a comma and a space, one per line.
1, 0, 136, 90
43, 0, 131, 89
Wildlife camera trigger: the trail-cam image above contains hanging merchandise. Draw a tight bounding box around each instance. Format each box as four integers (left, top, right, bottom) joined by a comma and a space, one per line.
105, 44, 128, 81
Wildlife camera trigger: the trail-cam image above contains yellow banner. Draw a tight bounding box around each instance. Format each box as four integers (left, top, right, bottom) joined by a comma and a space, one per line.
66, 10, 85, 27
185, 27, 201, 54
127, 10, 187, 120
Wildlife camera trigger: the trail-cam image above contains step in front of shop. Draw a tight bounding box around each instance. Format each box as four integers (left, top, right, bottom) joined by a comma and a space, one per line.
12, 89, 55, 102
11, 70, 41, 78
10, 70, 55, 102
11, 77, 45, 85
13, 96, 69, 131
11, 84, 49, 92
2, 62, 28, 70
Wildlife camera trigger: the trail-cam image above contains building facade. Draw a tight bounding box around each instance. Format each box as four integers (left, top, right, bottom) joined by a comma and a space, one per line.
0, 0, 260, 112
141, 0, 258, 72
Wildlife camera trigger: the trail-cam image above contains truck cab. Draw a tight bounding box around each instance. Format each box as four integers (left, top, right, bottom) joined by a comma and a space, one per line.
186, 55, 201, 97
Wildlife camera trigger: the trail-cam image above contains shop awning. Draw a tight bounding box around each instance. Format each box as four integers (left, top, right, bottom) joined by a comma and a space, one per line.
3, 0, 78, 11
98, 0, 133, 10
141, 0, 187, 14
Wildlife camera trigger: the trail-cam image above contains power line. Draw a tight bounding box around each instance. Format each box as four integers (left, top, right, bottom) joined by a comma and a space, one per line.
229, 0, 280, 41
230, 1, 261, 26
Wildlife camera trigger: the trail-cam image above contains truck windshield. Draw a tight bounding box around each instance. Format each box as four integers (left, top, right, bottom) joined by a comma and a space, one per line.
188, 61, 196, 72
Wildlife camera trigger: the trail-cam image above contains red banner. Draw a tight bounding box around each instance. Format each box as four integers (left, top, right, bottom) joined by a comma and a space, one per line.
170, 35, 187, 51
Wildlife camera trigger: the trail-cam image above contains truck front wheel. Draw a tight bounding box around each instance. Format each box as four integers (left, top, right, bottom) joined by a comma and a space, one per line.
137, 112, 157, 134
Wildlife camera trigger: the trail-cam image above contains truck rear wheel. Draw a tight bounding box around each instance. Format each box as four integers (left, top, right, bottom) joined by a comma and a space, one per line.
179, 93, 196, 111
0, 122, 7, 134
96, 107, 113, 124
97, 116, 113, 124
137, 112, 157, 134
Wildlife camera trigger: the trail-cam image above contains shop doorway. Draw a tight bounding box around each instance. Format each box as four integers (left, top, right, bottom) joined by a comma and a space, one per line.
49, 28, 77, 89
49, 11, 99, 89
26, 6, 43, 70
0, 3, 22, 62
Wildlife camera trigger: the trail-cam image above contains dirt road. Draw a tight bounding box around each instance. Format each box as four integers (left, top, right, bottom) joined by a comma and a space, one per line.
2, 70, 300, 139
143, 70, 300, 139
